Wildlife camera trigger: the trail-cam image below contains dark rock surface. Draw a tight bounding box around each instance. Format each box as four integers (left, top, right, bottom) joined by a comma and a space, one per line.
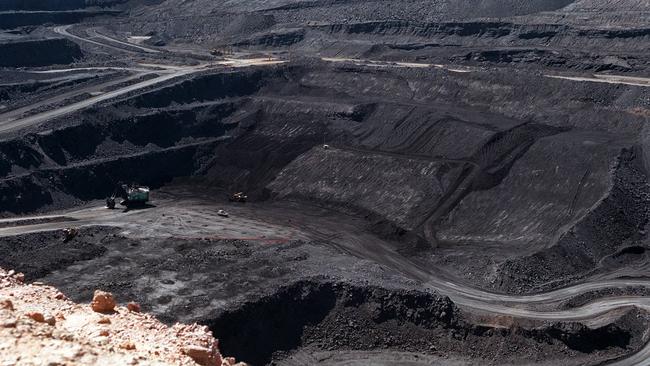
1, 0, 650, 364
0, 38, 82, 66
0, 226, 645, 366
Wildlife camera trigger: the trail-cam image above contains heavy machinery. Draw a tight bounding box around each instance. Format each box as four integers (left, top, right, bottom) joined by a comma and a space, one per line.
210, 46, 233, 57
62, 227, 79, 242
229, 192, 247, 203
106, 184, 150, 209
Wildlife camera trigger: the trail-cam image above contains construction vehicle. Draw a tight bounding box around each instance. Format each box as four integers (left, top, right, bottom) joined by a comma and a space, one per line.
106, 196, 116, 209
210, 46, 233, 57
210, 48, 224, 56
106, 184, 150, 209
62, 227, 79, 242
229, 192, 247, 203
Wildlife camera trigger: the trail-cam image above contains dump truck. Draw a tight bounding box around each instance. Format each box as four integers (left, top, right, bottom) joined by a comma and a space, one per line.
210, 46, 233, 57
106, 184, 150, 209
229, 192, 247, 203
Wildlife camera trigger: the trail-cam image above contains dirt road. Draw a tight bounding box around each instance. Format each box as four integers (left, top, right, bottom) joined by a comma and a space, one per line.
3, 197, 650, 318
322, 57, 473, 72
0, 68, 194, 133
545, 73, 650, 87
0, 26, 285, 135
86, 28, 161, 54
53, 25, 143, 55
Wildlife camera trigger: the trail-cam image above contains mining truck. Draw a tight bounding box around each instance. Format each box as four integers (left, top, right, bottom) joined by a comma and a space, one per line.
62, 227, 79, 242
210, 46, 233, 57
106, 184, 150, 209
229, 192, 247, 203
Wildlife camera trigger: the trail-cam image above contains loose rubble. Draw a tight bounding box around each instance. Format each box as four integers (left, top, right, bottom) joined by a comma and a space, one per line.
0, 267, 244, 366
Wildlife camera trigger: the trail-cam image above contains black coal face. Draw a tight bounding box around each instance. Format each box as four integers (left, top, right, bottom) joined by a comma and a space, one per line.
0, 39, 82, 67
206, 282, 338, 365
0, 0, 125, 11
206, 281, 461, 365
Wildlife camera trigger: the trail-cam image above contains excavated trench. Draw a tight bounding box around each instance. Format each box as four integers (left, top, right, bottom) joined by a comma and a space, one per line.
1, 226, 645, 366
493, 147, 650, 294
207, 280, 648, 366
0, 97, 247, 213
0, 38, 82, 67
0, 10, 119, 29
0, 67, 307, 214
0, 0, 126, 11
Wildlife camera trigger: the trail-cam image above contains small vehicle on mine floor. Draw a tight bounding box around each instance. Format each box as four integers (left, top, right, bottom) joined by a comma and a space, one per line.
210, 46, 233, 57
62, 227, 79, 242
217, 209, 229, 217
229, 192, 247, 203
106, 184, 150, 209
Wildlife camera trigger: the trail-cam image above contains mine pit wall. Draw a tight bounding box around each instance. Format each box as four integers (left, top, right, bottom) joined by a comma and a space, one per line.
112, 65, 336, 197
294, 21, 650, 71
0, 0, 126, 11
35, 103, 238, 166
0, 10, 119, 29
0, 73, 101, 104
435, 128, 616, 252
0, 101, 240, 176
0, 101, 239, 212
267, 147, 467, 231
299, 64, 647, 137
122, 67, 293, 110
0, 38, 82, 67
311, 21, 650, 52
493, 147, 650, 294
0, 140, 219, 214
200, 129, 323, 199
233, 28, 306, 48
0, 66, 327, 214
196, 97, 363, 198
207, 280, 649, 366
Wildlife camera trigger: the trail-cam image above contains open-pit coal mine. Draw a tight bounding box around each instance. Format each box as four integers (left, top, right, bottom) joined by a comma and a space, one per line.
1, 0, 650, 365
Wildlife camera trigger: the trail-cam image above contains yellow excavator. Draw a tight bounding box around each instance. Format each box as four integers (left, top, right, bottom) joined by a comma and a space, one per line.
229, 192, 247, 203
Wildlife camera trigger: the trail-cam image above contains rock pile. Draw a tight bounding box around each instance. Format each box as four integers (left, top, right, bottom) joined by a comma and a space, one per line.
0, 267, 244, 366
91, 290, 117, 313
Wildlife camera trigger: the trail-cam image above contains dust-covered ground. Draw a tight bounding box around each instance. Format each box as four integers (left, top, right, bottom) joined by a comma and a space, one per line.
1, 191, 649, 366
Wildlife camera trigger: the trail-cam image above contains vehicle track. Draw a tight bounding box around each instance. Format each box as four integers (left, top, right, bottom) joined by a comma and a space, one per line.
545, 74, 650, 87
3, 194, 650, 364
2, 200, 650, 312
0, 72, 150, 127
53, 25, 142, 55
0, 69, 193, 133
86, 28, 161, 54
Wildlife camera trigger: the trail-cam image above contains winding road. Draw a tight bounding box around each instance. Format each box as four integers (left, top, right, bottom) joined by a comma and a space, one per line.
0, 26, 284, 134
